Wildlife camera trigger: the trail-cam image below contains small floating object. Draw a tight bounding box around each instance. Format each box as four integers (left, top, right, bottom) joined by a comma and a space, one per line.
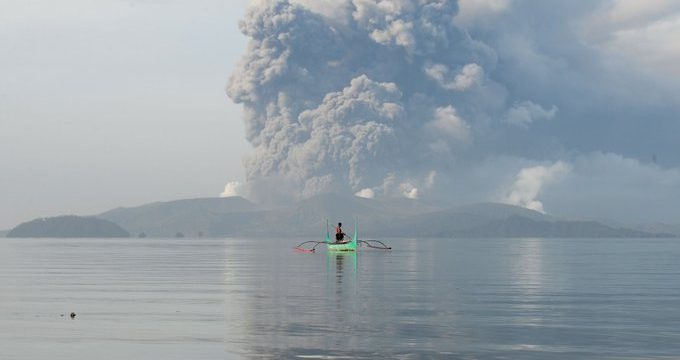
70, 312, 76, 319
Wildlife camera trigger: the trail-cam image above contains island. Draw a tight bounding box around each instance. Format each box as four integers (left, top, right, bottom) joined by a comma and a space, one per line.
7, 215, 130, 238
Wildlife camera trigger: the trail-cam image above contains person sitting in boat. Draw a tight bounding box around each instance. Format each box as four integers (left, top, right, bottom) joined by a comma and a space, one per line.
335, 222, 347, 243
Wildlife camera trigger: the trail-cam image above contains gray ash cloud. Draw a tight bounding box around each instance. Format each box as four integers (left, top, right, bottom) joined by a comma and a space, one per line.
225, 0, 680, 223
228, 0, 494, 200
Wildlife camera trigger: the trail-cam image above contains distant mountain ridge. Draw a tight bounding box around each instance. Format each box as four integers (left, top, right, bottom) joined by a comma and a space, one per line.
100, 197, 258, 237
632, 222, 680, 237
92, 194, 672, 238
7, 194, 672, 238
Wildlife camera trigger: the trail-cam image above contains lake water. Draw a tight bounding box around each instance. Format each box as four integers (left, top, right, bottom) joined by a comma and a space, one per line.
1, 237, 679, 359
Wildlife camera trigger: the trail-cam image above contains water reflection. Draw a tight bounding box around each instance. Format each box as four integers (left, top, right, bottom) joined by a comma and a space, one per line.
511, 237, 546, 295
217, 238, 680, 359
3, 238, 680, 359
326, 252, 357, 315
327, 252, 357, 282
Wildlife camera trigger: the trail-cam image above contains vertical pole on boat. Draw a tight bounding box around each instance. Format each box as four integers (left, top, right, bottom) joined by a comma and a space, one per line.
354, 217, 358, 242
325, 219, 330, 243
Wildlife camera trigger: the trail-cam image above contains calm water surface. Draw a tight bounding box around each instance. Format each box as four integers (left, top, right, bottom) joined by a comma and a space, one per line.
1, 237, 679, 359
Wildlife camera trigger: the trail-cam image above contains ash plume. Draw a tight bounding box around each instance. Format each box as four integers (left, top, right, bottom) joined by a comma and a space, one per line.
227, 0, 493, 201
225, 0, 680, 222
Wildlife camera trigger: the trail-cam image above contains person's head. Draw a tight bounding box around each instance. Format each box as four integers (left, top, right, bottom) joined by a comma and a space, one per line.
338, 222, 342, 227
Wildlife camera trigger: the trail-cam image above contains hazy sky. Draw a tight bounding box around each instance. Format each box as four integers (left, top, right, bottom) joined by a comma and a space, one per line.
2, 0, 680, 229
1, 0, 250, 228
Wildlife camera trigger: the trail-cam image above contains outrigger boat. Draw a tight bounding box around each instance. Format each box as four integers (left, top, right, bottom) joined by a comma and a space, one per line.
326, 221, 358, 252
294, 219, 391, 253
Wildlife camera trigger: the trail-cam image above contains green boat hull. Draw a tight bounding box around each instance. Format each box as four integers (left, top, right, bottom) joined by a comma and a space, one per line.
326, 238, 357, 252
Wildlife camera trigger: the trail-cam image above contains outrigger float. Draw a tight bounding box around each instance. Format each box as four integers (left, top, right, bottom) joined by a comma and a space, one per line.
294, 220, 391, 253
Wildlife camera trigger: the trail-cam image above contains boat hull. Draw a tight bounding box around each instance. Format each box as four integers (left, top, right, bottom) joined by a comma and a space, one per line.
327, 239, 357, 252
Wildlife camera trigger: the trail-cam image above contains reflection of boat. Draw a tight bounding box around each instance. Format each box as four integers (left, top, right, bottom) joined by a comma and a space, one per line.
326, 250, 358, 311
328, 251, 358, 274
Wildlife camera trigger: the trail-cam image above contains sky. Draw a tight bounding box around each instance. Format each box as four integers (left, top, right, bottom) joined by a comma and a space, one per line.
1, 0, 679, 229
0, 0, 251, 229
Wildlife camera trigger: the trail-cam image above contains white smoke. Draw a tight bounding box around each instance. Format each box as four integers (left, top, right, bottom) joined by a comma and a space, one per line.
502, 161, 571, 213
220, 181, 246, 198
400, 183, 420, 199
354, 188, 375, 199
